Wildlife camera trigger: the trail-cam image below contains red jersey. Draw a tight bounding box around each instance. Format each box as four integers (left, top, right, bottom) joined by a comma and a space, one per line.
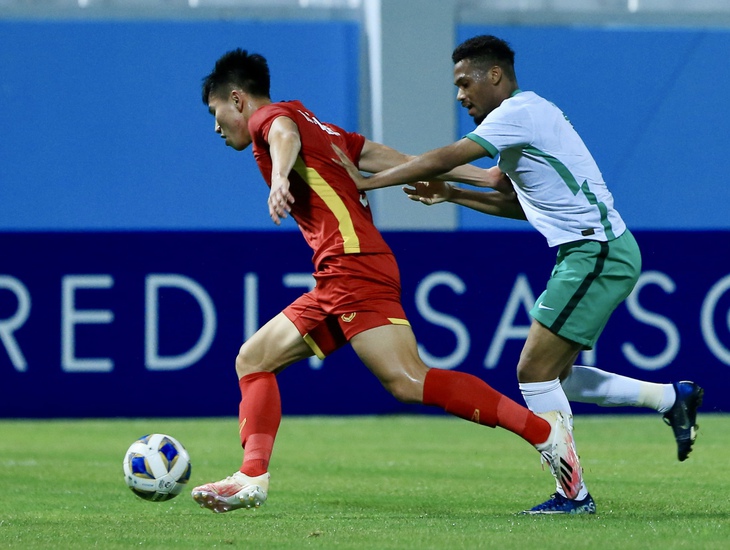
248, 100, 393, 270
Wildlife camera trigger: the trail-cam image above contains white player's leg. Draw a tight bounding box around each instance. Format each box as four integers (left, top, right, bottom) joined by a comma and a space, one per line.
562, 365, 704, 461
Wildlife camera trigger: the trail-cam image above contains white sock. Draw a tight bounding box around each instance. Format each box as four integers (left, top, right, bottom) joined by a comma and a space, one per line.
519, 378, 572, 415
562, 365, 676, 413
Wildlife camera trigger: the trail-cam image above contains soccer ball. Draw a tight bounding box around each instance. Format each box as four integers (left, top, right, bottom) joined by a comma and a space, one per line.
122, 433, 192, 501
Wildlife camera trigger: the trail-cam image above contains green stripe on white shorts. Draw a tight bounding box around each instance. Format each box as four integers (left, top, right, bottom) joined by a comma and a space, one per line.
530, 229, 641, 349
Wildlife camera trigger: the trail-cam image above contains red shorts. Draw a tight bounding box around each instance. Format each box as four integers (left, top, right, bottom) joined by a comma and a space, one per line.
283, 253, 410, 358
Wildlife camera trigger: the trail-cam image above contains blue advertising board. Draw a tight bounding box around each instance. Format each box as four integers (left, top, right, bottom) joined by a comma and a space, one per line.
1, 231, 728, 417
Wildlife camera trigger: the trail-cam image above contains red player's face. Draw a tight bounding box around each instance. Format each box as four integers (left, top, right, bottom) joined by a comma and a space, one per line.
207, 91, 252, 151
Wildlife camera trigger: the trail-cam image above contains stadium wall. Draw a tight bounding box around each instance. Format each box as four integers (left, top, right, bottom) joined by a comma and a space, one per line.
1, 19, 728, 416
2, 20, 730, 231
0, 19, 360, 231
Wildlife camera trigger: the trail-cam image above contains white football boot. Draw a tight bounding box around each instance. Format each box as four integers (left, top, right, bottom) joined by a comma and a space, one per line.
534, 410, 583, 500
191, 471, 269, 513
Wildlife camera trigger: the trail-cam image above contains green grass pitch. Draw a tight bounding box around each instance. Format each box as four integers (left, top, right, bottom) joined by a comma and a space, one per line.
1, 414, 728, 549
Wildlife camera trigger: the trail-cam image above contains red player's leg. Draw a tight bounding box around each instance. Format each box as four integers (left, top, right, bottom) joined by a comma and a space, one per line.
422, 367, 550, 446
191, 313, 313, 513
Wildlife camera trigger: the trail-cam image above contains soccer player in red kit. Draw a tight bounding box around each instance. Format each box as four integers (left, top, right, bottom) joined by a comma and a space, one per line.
191, 48, 582, 514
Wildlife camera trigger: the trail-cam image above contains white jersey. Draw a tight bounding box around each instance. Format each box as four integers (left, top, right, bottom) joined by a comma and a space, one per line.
466, 90, 626, 247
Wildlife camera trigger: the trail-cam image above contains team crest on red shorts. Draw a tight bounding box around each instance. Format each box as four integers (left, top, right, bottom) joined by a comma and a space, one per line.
340, 312, 356, 323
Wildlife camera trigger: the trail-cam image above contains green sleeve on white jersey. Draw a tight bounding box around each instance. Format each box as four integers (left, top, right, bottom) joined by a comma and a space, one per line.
465, 133, 498, 158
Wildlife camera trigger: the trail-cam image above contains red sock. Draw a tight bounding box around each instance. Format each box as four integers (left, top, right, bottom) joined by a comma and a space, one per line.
238, 372, 281, 477
422, 368, 550, 446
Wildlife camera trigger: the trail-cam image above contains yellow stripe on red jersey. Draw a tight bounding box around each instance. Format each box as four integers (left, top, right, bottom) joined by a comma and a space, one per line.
292, 156, 360, 254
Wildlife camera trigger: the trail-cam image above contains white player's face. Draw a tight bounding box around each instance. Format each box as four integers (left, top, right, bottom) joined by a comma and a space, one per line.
453, 59, 500, 125
207, 90, 252, 151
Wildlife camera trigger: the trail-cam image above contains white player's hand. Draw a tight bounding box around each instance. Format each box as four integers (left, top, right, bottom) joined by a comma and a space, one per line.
402, 180, 454, 205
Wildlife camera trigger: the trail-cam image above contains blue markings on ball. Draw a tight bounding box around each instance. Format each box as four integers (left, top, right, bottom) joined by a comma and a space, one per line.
131, 455, 154, 478
159, 439, 179, 469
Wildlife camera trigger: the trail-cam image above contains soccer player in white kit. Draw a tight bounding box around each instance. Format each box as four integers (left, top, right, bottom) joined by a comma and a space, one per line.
336, 35, 703, 514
